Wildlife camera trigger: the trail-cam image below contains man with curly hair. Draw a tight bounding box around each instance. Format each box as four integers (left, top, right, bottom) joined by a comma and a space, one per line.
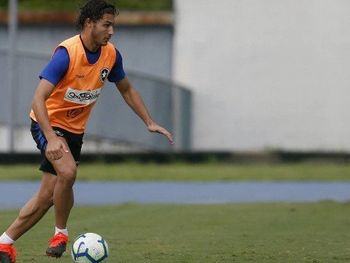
0, 1, 173, 262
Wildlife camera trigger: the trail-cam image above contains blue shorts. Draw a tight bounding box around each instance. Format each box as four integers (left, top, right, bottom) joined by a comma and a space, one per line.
30, 119, 84, 175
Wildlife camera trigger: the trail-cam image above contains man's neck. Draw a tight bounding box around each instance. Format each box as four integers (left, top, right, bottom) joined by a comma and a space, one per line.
80, 33, 99, 52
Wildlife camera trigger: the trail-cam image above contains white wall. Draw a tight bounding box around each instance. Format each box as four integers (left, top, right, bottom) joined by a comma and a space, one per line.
174, 0, 350, 151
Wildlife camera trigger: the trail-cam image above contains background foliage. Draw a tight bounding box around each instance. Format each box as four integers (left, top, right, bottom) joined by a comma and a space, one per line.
0, 0, 173, 11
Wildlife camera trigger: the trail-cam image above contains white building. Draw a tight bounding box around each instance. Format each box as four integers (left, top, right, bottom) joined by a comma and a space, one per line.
173, 0, 350, 151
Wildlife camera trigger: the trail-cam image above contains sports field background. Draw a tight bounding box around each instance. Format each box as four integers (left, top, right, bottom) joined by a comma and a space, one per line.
1, 0, 350, 262
0, 162, 350, 262
0, 162, 350, 181
1, 202, 349, 262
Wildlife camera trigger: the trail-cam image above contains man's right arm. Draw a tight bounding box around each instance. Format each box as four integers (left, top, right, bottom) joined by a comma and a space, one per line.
31, 47, 70, 160
31, 79, 69, 160
31, 79, 56, 140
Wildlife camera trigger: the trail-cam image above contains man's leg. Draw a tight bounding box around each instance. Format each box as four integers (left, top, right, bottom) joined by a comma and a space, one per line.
49, 137, 77, 230
46, 136, 77, 258
5, 173, 56, 240
0, 173, 56, 263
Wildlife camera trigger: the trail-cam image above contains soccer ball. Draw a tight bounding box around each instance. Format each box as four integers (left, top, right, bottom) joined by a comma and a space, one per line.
71, 232, 109, 263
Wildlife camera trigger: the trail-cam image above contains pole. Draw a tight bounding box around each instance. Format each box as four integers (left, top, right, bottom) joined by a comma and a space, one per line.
8, 0, 18, 152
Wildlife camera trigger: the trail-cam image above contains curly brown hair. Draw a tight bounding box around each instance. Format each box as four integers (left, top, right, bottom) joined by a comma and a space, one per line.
77, 0, 118, 29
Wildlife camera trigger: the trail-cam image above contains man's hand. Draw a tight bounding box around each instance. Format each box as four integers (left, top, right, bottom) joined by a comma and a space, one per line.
147, 122, 174, 144
116, 79, 174, 145
45, 135, 70, 161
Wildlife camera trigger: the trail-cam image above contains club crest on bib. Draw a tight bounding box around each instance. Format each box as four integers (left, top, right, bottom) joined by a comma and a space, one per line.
100, 68, 110, 82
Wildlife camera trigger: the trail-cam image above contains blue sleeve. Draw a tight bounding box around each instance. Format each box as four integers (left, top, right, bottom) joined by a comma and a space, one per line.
108, 49, 126, 82
40, 47, 69, 86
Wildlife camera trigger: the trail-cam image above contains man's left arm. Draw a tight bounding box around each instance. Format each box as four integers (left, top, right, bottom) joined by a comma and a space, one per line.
115, 77, 174, 144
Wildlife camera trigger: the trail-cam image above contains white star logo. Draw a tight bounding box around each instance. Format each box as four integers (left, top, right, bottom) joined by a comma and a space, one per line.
100, 68, 110, 82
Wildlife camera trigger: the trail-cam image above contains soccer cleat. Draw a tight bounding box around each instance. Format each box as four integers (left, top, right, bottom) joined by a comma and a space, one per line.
46, 232, 68, 258
0, 244, 16, 263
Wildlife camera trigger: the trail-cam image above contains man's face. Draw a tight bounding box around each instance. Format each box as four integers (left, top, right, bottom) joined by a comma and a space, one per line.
91, 13, 115, 46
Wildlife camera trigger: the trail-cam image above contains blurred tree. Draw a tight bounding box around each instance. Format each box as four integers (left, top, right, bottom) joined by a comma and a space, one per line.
0, 0, 7, 8
0, 0, 172, 11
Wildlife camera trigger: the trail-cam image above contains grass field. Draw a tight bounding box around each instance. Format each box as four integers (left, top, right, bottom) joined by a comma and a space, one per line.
0, 202, 349, 262
0, 162, 350, 181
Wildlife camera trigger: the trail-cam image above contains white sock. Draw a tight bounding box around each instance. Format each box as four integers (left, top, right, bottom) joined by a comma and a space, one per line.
55, 227, 68, 236
0, 232, 15, 244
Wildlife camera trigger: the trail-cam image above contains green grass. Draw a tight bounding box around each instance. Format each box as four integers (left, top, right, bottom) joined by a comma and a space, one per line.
1, 202, 350, 262
1, 162, 350, 181
0, 0, 173, 11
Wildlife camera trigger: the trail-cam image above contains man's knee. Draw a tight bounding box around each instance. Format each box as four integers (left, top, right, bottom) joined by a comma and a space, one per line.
56, 165, 77, 186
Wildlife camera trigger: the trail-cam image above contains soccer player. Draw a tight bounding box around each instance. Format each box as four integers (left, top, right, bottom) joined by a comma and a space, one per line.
0, 1, 173, 262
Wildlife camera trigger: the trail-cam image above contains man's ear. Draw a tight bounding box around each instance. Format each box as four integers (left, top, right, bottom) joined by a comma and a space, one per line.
85, 18, 92, 28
